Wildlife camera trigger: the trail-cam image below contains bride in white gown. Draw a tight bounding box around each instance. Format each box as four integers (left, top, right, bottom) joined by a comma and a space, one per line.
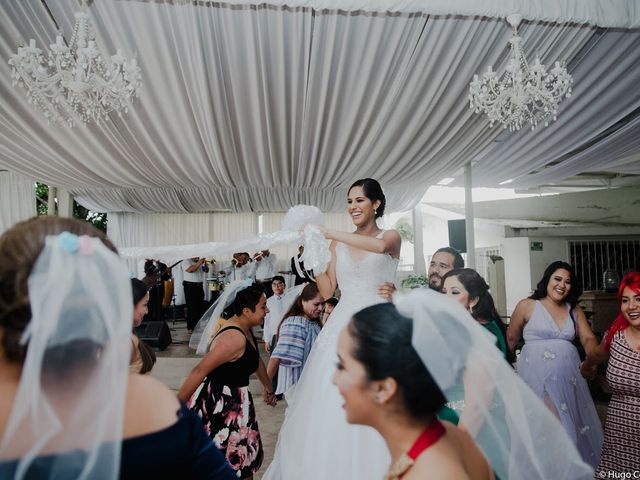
264, 178, 401, 479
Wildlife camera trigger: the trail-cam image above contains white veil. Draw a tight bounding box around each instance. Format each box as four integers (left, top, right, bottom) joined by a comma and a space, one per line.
189, 279, 254, 354
394, 289, 593, 480
0, 233, 132, 480
188, 205, 330, 356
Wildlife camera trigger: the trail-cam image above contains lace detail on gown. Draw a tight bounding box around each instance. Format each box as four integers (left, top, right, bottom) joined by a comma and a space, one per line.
263, 239, 399, 480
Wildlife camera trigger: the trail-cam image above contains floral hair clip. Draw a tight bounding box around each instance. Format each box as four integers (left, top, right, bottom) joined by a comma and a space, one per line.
57, 232, 94, 255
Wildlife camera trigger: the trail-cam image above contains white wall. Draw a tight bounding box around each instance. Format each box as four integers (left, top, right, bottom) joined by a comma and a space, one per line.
528, 237, 569, 288
502, 237, 532, 315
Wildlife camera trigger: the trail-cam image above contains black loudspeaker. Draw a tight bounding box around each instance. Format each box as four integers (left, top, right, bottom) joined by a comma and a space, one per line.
135, 321, 172, 351
447, 219, 467, 253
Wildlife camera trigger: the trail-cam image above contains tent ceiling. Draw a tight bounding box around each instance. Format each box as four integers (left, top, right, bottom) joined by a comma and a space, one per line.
434, 186, 640, 229
1, 0, 640, 214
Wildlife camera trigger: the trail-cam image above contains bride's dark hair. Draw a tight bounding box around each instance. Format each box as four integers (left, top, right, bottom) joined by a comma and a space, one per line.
349, 303, 446, 422
348, 178, 386, 218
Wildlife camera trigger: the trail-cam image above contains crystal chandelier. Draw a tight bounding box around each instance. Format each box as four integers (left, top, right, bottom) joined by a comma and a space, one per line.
8, 1, 141, 127
468, 14, 573, 131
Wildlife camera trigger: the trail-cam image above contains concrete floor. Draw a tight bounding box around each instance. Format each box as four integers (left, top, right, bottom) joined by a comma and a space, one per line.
153, 320, 285, 479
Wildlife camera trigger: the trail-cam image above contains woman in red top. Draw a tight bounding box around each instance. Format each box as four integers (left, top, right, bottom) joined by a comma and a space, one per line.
333, 301, 492, 480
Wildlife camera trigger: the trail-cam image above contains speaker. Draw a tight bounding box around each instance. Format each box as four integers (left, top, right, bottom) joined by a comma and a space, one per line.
447, 219, 467, 253
135, 321, 172, 351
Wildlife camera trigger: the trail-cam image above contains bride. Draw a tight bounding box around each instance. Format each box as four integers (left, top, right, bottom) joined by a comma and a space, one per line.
264, 178, 401, 479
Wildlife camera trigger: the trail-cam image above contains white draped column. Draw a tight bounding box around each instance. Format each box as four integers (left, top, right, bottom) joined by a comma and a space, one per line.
464, 163, 476, 269
0, 171, 36, 235
57, 188, 74, 218
412, 204, 426, 274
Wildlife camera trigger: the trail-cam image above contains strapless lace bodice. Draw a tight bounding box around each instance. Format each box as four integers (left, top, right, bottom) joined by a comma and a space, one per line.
335, 242, 399, 304
316, 242, 398, 345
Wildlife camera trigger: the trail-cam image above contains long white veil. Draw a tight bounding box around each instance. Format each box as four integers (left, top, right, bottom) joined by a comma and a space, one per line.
394, 289, 593, 480
0, 233, 132, 479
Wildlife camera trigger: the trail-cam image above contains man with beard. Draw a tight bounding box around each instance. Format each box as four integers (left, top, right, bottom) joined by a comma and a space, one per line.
427, 246, 464, 291
377, 246, 464, 299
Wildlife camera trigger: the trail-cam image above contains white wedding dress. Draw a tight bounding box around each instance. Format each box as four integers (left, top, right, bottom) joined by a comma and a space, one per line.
263, 239, 399, 479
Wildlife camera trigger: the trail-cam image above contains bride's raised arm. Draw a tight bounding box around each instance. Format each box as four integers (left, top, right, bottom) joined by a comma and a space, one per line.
316, 241, 338, 300
324, 229, 401, 258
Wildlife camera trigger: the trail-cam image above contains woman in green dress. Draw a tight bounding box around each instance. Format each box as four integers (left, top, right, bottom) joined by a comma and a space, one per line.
442, 268, 511, 363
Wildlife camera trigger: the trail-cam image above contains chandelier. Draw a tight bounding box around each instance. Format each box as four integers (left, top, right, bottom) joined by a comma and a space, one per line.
468, 14, 573, 131
8, 1, 141, 127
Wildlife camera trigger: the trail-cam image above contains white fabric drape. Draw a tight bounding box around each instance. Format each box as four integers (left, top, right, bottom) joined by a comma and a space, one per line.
260, 211, 352, 273
196, 0, 640, 28
1, 1, 639, 209
0, 171, 35, 235
108, 211, 257, 303
469, 28, 640, 188
108, 211, 257, 250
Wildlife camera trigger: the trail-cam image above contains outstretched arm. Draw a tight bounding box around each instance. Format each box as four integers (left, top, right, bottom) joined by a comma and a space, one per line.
316, 241, 338, 300
177, 331, 244, 401
324, 229, 401, 258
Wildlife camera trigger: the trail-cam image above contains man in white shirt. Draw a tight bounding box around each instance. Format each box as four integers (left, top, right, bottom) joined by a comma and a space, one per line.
182, 257, 208, 333
224, 252, 257, 282
254, 250, 278, 282
263, 276, 287, 352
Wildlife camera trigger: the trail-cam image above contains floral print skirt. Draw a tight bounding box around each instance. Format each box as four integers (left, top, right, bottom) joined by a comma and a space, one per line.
189, 380, 263, 478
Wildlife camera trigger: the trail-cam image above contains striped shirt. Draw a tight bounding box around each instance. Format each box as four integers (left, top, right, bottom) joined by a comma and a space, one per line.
271, 316, 321, 395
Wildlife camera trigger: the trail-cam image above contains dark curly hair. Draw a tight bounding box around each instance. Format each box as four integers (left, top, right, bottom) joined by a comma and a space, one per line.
530, 261, 583, 309
349, 178, 386, 218
0, 216, 115, 363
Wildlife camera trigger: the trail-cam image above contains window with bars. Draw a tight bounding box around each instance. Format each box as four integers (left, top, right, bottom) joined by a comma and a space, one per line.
569, 239, 640, 291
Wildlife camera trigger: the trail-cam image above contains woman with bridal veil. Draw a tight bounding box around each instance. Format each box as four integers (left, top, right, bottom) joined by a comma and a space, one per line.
337, 289, 593, 479
264, 178, 402, 479
0, 217, 236, 479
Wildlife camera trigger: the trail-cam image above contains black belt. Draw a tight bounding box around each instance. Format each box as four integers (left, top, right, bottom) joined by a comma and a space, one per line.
183, 280, 203, 285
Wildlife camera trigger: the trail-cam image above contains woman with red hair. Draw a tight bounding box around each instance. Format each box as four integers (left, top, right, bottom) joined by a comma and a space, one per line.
583, 272, 640, 476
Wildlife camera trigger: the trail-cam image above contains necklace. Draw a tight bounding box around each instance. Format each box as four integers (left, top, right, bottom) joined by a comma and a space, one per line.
384, 419, 446, 480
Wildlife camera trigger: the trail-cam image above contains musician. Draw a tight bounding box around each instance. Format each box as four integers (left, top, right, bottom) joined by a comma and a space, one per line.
291, 245, 314, 285
254, 249, 278, 297
222, 252, 256, 281
141, 260, 162, 323
182, 257, 209, 333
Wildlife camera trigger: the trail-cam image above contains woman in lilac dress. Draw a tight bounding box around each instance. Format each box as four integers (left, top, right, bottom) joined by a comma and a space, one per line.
507, 261, 603, 468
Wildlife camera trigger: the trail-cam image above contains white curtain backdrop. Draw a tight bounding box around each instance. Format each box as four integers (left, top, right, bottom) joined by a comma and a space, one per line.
0, 171, 35, 235
3, 1, 638, 212
108, 211, 257, 303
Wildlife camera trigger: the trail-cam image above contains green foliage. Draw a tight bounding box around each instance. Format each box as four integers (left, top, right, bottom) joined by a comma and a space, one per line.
401, 274, 429, 289
34, 182, 107, 232
393, 216, 414, 243
35, 182, 49, 216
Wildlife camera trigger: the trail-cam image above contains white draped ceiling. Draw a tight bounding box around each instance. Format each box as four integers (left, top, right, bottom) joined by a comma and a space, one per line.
1, 0, 640, 215
0, 171, 35, 235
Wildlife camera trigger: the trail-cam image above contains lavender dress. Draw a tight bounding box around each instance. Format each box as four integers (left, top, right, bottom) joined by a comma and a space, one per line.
517, 300, 603, 469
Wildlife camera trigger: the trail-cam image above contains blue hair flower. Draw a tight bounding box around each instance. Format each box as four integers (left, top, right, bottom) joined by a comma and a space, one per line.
57, 231, 80, 254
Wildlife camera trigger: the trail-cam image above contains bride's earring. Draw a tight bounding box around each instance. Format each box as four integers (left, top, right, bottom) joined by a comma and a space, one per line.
374, 209, 377, 216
